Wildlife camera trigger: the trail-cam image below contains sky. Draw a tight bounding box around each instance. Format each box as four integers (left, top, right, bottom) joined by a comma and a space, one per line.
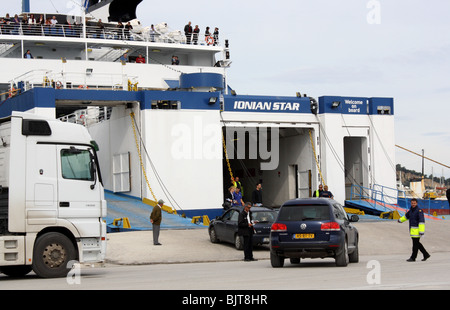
3, 0, 450, 179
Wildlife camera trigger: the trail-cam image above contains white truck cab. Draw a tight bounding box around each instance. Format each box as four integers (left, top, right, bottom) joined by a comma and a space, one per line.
0, 112, 107, 278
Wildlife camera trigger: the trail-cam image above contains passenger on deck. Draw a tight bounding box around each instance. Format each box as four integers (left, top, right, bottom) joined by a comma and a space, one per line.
149, 24, 156, 42
23, 49, 33, 59
213, 27, 219, 46
184, 21, 192, 44
119, 53, 128, 63
124, 22, 133, 39
97, 19, 105, 38
193, 25, 199, 45
50, 16, 58, 27
171, 55, 179, 65
37, 14, 45, 25
135, 54, 145, 63
116, 21, 124, 39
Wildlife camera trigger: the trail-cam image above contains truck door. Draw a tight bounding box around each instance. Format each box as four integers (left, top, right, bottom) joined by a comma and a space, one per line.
56, 145, 102, 218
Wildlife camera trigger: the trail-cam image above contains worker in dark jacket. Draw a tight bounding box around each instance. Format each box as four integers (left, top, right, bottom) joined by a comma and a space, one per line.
150, 199, 164, 245
398, 198, 430, 262
238, 202, 257, 261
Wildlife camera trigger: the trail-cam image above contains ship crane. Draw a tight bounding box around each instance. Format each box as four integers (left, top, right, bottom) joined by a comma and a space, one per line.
396, 144, 450, 171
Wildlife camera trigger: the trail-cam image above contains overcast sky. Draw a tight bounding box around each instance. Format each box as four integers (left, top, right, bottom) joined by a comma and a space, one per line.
3, 0, 450, 179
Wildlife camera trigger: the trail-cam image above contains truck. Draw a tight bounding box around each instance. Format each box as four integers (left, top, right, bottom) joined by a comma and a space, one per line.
0, 111, 107, 278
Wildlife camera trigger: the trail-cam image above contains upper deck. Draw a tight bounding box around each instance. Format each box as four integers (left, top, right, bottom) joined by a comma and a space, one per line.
0, 13, 226, 64
0, 11, 229, 97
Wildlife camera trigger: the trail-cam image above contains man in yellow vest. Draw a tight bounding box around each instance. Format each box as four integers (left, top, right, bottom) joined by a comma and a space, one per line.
233, 176, 244, 198
313, 184, 323, 197
398, 198, 430, 262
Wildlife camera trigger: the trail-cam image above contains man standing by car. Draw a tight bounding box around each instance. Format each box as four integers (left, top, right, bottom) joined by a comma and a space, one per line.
150, 199, 164, 245
398, 198, 430, 262
238, 202, 257, 261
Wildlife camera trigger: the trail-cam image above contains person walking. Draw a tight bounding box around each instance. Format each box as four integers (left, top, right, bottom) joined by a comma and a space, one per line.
238, 202, 257, 261
446, 188, 450, 208
398, 198, 430, 262
150, 199, 164, 245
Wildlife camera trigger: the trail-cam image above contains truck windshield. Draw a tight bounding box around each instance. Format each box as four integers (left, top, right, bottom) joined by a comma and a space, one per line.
61, 148, 94, 181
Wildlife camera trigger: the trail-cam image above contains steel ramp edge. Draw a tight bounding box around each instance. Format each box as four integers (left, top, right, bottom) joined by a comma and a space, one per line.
103, 192, 206, 232
345, 199, 442, 221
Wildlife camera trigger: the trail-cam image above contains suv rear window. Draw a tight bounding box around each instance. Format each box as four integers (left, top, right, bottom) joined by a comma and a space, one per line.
278, 205, 330, 221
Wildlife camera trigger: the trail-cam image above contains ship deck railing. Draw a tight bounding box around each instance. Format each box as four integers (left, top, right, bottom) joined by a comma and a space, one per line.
9, 69, 138, 92
0, 23, 221, 46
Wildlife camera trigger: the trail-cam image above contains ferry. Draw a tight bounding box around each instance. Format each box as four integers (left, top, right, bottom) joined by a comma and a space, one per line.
0, 0, 401, 221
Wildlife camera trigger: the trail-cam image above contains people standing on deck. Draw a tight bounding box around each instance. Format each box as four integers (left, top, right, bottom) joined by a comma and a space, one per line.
136, 54, 145, 63
125, 22, 133, 40
184, 21, 192, 44
50, 16, 58, 27
213, 27, 219, 45
116, 21, 124, 39
193, 25, 199, 45
23, 49, 33, 59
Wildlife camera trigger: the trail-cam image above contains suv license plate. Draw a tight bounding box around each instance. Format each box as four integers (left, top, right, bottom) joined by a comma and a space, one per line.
294, 234, 314, 239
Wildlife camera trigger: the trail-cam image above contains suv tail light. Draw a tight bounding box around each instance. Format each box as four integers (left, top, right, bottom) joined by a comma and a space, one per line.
321, 222, 340, 231
271, 223, 287, 232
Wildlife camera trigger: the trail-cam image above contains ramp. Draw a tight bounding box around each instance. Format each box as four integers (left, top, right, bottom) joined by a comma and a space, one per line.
347, 184, 443, 221
345, 199, 442, 221
104, 192, 205, 232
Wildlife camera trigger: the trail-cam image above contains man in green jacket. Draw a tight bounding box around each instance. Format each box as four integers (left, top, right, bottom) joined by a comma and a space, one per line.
150, 199, 164, 245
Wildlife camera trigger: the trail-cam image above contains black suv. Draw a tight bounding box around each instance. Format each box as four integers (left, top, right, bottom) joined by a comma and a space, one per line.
270, 198, 359, 267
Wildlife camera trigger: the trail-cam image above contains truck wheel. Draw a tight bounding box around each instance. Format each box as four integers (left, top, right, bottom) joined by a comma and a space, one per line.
32, 232, 77, 278
0, 265, 32, 277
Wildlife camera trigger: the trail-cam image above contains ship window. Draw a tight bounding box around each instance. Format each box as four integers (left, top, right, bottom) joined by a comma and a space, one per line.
151, 100, 180, 110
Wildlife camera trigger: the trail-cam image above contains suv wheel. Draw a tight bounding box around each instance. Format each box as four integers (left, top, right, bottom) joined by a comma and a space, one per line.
349, 237, 359, 263
270, 252, 285, 268
335, 238, 349, 267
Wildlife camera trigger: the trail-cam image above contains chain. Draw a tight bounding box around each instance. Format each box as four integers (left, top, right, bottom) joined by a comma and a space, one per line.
309, 129, 325, 186
130, 112, 158, 202
222, 130, 234, 183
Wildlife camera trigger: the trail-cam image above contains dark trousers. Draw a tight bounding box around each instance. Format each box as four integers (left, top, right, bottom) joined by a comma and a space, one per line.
411, 237, 428, 259
243, 234, 253, 260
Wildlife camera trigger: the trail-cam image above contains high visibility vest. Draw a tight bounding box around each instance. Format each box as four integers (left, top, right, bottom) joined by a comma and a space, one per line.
399, 207, 425, 238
